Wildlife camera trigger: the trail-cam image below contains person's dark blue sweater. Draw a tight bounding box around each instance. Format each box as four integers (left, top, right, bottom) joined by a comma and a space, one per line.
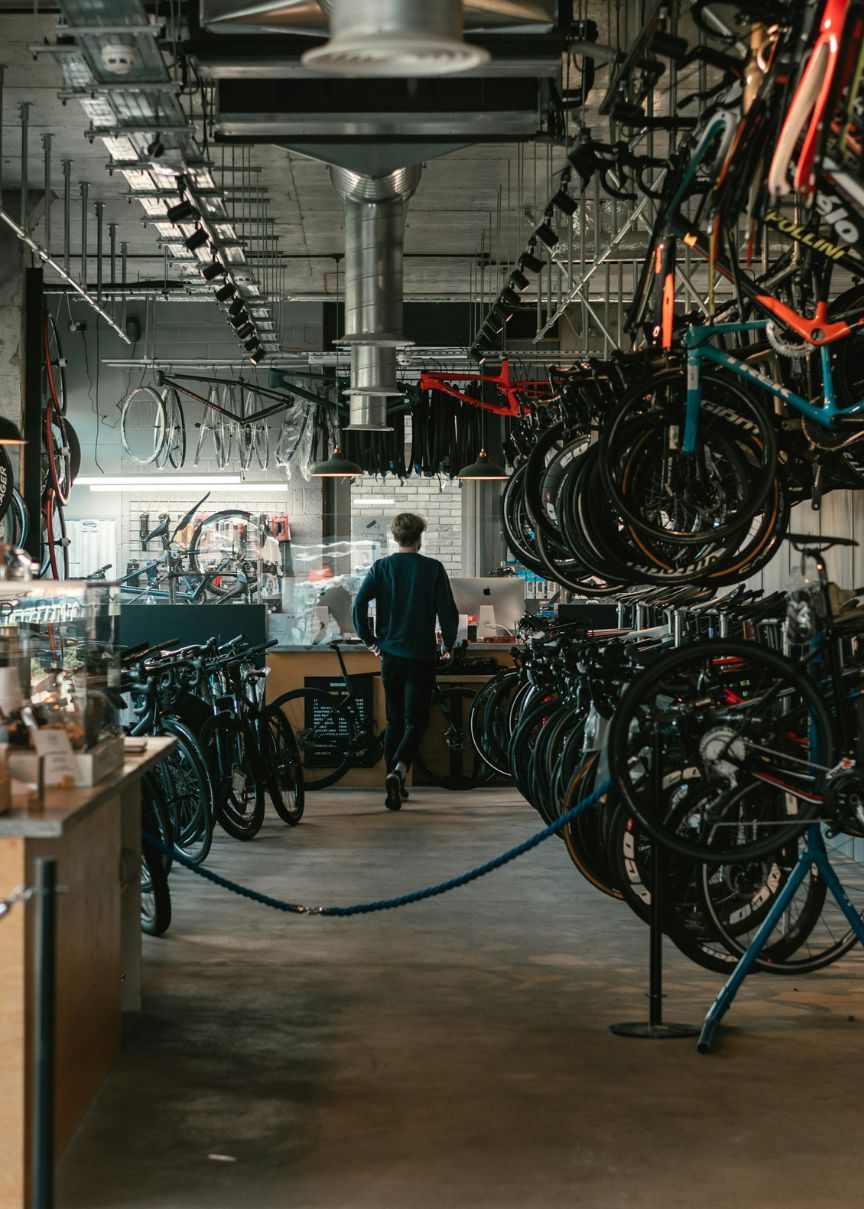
352, 552, 459, 660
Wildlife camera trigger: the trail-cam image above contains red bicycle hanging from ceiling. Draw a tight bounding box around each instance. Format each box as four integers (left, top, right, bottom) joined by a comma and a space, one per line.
418, 358, 553, 417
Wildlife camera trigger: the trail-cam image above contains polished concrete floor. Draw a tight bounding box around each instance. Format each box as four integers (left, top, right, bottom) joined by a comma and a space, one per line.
58, 789, 863, 1209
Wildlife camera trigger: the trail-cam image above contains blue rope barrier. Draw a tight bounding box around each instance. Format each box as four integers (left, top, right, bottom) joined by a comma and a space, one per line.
144, 778, 611, 918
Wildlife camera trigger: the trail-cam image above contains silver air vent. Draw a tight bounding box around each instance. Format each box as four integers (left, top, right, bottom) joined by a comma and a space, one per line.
330, 164, 421, 430
302, 0, 489, 76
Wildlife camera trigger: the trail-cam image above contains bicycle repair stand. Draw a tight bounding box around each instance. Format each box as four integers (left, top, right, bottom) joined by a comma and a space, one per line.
609, 839, 700, 1041
698, 824, 864, 1053
610, 742, 699, 1041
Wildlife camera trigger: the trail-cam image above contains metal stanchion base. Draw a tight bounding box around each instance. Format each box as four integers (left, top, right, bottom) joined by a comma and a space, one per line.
609, 1021, 700, 1039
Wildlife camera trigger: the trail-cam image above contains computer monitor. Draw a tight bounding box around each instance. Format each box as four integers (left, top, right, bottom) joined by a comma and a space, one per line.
449, 577, 526, 638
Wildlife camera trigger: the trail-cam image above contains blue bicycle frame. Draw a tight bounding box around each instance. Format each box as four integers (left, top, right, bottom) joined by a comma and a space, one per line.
683, 319, 864, 453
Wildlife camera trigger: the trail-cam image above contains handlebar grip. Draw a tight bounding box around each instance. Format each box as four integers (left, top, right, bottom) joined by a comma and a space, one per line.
217, 633, 246, 653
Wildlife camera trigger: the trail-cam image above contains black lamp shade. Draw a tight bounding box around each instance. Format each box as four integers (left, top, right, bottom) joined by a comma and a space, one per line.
458, 449, 508, 480
215, 283, 235, 302
228, 297, 246, 319
510, 269, 530, 291
229, 312, 250, 330
243, 336, 260, 352
520, 250, 544, 273
185, 228, 209, 252
166, 199, 198, 224
551, 189, 578, 216
311, 445, 364, 477
236, 322, 254, 339
500, 287, 521, 307
201, 261, 223, 281
534, 222, 558, 250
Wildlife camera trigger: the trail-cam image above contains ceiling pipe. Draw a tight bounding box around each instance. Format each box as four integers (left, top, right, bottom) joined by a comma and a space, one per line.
330, 164, 420, 430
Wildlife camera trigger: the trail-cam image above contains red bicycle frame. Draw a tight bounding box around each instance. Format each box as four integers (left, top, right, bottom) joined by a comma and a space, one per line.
418, 359, 551, 417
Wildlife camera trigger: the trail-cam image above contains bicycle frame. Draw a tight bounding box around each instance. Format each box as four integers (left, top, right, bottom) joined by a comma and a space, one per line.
418, 359, 552, 418
682, 318, 864, 452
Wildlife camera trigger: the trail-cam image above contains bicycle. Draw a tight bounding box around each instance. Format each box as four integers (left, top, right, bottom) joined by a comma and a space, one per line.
269, 641, 494, 791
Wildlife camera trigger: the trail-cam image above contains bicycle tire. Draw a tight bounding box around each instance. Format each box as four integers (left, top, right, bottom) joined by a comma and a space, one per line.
268, 688, 357, 789
415, 686, 495, 790
187, 509, 275, 597
201, 712, 265, 840
599, 370, 776, 546
140, 843, 172, 937
262, 703, 305, 824
43, 407, 73, 506
42, 490, 69, 579
156, 716, 215, 865
0, 446, 14, 525
43, 311, 66, 416
608, 639, 834, 864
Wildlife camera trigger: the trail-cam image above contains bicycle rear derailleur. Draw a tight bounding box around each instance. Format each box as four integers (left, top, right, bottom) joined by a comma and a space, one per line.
823, 759, 864, 838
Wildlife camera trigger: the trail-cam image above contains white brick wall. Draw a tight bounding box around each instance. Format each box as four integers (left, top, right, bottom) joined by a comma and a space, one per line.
351, 474, 464, 575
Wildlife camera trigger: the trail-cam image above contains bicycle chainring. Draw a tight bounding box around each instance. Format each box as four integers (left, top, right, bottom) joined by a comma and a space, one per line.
823, 766, 864, 838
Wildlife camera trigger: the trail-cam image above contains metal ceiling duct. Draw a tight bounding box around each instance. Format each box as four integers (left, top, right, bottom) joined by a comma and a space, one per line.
302, 0, 490, 76
330, 164, 420, 430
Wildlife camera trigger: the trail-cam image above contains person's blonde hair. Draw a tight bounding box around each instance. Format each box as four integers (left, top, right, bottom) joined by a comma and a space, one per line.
390, 512, 427, 546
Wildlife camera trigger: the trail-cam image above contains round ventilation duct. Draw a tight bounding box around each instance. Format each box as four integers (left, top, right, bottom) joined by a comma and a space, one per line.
302, 0, 490, 76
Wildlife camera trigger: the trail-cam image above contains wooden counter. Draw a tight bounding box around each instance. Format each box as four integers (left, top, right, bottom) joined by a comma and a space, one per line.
0, 737, 175, 1209
266, 645, 513, 788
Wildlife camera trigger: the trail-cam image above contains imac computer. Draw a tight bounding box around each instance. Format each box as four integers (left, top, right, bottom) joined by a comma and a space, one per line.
449, 577, 526, 638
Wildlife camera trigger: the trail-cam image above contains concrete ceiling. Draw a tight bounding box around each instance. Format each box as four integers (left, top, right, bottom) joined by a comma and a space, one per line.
0, 2, 717, 349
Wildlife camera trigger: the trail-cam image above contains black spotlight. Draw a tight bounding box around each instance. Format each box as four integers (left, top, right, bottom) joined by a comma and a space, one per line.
185, 227, 209, 252
229, 311, 249, 330
249, 346, 265, 365
215, 282, 235, 303
236, 322, 255, 339
201, 260, 223, 281
520, 250, 544, 273
166, 199, 198, 224
510, 269, 530, 291
228, 297, 246, 319
500, 287, 521, 308
243, 336, 260, 353
492, 302, 511, 323
534, 222, 558, 250
147, 136, 165, 158
551, 189, 578, 217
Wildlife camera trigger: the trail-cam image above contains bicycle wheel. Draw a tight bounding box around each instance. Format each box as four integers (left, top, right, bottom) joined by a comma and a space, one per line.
43, 311, 66, 415
267, 688, 357, 789
262, 704, 305, 824
201, 712, 265, 840
156, 716, 215, 865
43, 407, 73, 505
155, 387, 186, 470
599, 371, 776, 546
0, 446, 14, 526
3, 489, 28, 547
120, 386, 167, 465
187, 509, 275, 598
699, 820, 864, 974
140, 844, 172, 937
41, 490, 69, 579
608, 639, 833, 864
415, 686, 496, 790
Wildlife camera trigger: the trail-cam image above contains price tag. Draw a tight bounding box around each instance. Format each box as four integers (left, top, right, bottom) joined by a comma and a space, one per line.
33, 728, 79, 787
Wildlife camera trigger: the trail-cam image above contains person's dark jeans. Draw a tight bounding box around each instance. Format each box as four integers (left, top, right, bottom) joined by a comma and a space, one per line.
380, 654, 437, 772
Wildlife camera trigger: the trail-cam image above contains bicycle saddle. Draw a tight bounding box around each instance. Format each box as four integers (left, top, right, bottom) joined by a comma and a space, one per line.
787, 532, 859, 549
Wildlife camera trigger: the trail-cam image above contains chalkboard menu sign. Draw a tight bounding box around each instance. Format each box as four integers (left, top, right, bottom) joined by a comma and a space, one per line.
303, 674, 374, 766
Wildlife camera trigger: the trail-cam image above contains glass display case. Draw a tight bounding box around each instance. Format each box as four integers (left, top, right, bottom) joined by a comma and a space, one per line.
0, 570, 123, 786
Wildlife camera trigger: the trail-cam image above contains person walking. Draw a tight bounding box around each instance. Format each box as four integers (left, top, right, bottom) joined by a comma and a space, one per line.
352, 512, 459, 811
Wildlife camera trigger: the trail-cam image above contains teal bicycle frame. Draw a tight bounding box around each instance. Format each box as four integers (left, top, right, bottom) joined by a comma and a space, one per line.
683, 319, 864, 453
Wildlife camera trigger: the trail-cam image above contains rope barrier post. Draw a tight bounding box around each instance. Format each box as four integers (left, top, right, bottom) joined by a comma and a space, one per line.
32, 857, 57, 1209
609, 735, 698, 1041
